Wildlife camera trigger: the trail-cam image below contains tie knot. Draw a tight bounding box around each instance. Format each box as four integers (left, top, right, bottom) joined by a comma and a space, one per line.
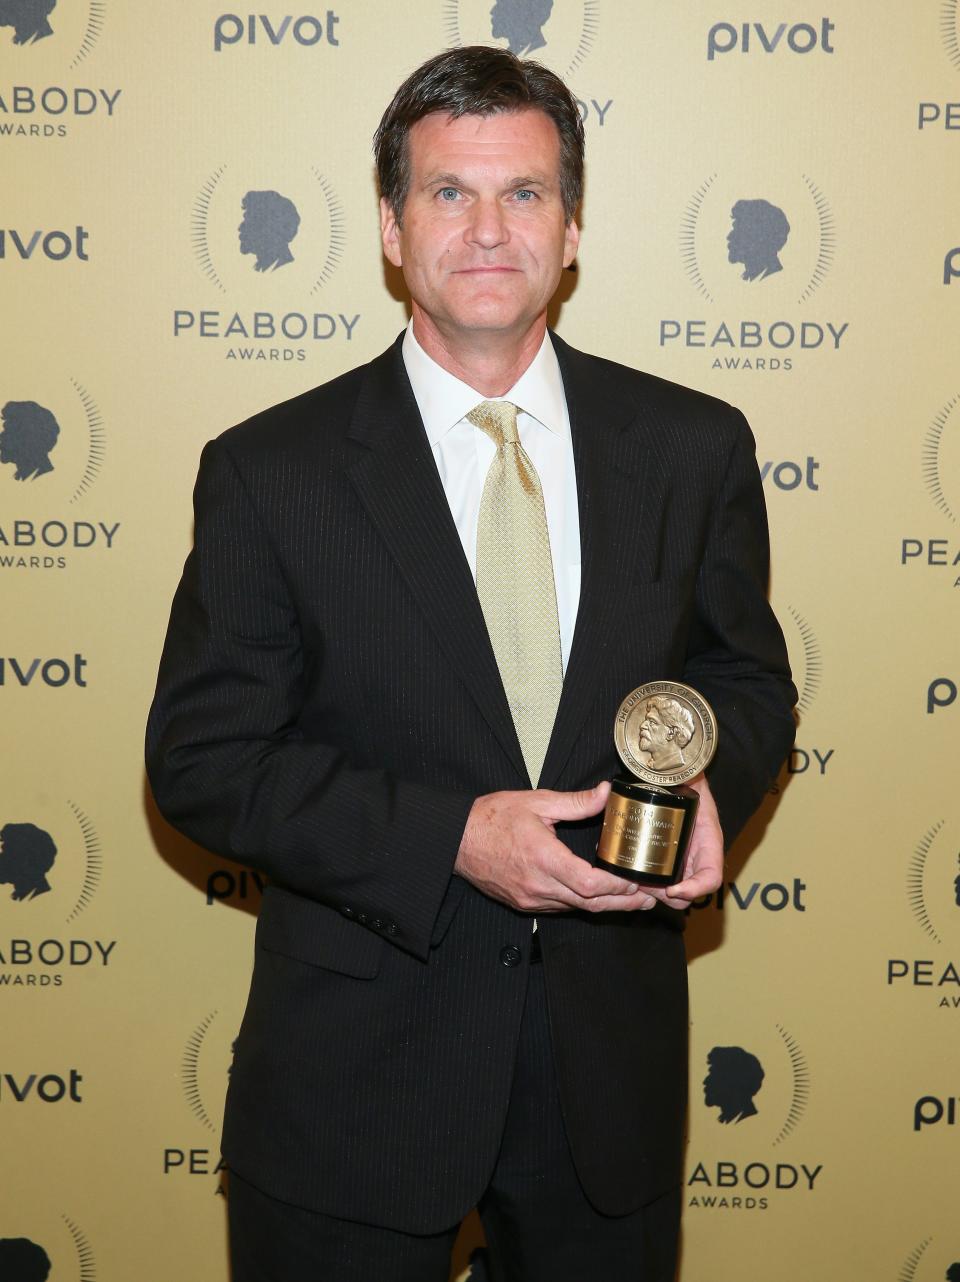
466, 400, 520, 448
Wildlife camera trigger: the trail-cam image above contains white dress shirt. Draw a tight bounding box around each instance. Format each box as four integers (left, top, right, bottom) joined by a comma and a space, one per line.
402, 321, 581, 672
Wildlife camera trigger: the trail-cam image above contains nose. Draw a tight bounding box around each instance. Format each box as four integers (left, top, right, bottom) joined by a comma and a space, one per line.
465, 196, 509, 251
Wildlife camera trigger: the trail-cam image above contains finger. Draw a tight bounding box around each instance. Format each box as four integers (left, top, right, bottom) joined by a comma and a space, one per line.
663, 868, 722, 901
535, 781, 611, 824
570, 890, 659, 913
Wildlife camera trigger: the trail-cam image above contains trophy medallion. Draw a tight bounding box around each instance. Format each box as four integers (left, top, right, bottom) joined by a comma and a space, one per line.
596, 682, 718, 885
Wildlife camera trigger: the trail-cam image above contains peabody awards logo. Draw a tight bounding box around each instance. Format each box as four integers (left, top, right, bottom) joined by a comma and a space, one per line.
0, 1217, 97, 1281
900, 397, 959, 589
941, 0, 960, 71
162, 1008, 240, 1192
0, 377, 121, 572
687, 1022, 820, 1211
767, 606, 833, 792
0, 1, 121, 141
662, 172, 846, 373
444, 1, 613, 128
900, 1239, 960, 1282
174, 162, 360, 362
887, 820, 960, 1010
0, 800, 117, 989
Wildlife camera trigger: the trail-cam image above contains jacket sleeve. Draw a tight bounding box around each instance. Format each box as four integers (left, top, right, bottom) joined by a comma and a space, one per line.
682, 407, 797, 845
145, 437, 475, 961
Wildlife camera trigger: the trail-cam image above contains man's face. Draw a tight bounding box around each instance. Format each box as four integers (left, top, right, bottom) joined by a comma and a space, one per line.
639, 705, 670, 752
380, 109, 578, 344
727, 216, 746, 264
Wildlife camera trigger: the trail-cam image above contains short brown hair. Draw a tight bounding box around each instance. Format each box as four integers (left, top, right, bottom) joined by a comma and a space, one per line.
374, 46, 584, 224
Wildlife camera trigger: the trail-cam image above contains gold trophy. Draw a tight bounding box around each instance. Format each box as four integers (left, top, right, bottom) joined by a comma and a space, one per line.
596, 682, 718, 885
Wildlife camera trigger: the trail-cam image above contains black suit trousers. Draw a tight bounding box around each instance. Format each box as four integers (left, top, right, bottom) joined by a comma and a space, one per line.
227, 963, 680, 1282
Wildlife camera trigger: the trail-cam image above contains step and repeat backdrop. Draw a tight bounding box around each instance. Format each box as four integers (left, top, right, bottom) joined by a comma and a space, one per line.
1, 2, 957, 1278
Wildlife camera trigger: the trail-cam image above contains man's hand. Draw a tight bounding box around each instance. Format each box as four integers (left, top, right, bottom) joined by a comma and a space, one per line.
455, 782, 660, 913
639, 773, 725, 911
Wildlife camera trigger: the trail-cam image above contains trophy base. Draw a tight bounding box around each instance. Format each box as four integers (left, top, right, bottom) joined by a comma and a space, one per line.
596, 776, 699, 886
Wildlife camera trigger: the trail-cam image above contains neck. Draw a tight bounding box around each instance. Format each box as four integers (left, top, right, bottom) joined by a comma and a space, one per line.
411, 307, 547, 397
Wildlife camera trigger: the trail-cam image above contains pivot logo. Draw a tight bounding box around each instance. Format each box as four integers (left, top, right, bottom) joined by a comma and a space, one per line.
690, 877, 807, 913
0, 1068, 83, 1102
206, 864, 266, 906
887, 820, 960, 1011
174, 161, 360, 362
0, 225, 89, 260
0, 1218, 97, 1281
688, 1022, 821, 1211
0, 654, 87, 685
928, 678, 957, 713
900, 1238, 960, 1282
914, 1094, 960, 1130
760, 456, 820, 491
0, 3, 120, 141
0, 379, 119, 572
0, 800, 116, 989
944, 247, 960, 283
707, 18, 835, 61
901, 398, 960, 588
213, 12, 340, 51
163, 1008, 241, 1194
445, 1, 612, 126
665, 173, 845, 373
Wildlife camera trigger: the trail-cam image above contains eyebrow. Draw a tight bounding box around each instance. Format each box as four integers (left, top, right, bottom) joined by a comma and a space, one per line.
422, 172, 551, 190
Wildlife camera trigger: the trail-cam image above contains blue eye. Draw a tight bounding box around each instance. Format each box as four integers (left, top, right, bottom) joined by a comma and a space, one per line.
514, 189, 535, 201
438, 188, 459, 201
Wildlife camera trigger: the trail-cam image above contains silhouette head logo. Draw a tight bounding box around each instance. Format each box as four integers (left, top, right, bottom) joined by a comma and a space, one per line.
703, 1045, 765, 1124
237, 190, 301, 272
947, 1265, 960, 1282
0, 0, 57, 45
489, 0, 554, 55
638, 695, 695, 772
0, 1239, 52, 1282
0, 822, 58, 902
727, 198, 791, 282
0, 401, 60, 482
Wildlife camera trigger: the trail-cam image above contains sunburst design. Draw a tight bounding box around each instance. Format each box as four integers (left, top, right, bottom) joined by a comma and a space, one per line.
942, 0, 960, 69
183, 1011, 218, 1131
66, 800, 102, 922
566, 0, 598, 76
442, 0, 461, 46
63, 1215, 97, 1281
70, 0, 105, 69
907, 821, 945, 943
680, 175, 717, 302
192, 167, 228, 293
773, 1024, 809, 1145
70, 379, 105, 503
898, 1236, 931, 1282
924, 398, 957, 523
798, 175, 835, 303
310, 169, 346, 294
786, 606, 822, 715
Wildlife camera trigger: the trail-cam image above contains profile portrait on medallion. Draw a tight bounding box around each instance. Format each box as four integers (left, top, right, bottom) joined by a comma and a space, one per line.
489, 0, 553, 56
703, 1045, 765, 1124
0, 1238, 52, 1282
726, 198, 790, 282
0, 822, 58, 902
0, 401, 60, 482
238, 190, 301, 273
638, 696, 696, 772
0, 0, 57, 45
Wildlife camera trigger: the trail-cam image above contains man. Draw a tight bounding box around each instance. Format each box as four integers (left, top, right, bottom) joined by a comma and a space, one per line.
146, 46, 796, 1281
638, 697, 696, 773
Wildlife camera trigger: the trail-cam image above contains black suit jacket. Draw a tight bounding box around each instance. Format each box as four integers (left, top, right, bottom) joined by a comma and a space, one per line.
146, 333, 796, 1233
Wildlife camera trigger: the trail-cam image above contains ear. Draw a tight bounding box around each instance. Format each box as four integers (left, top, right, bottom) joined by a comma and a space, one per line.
562, 217, 579, 270
380, 197, 403, 268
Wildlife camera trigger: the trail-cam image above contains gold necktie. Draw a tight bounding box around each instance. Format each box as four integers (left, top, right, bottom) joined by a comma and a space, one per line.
467, 400, 563, 786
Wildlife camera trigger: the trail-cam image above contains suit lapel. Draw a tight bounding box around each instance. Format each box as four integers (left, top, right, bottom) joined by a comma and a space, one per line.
346, 339, 528, 779
539, 336, 658, 787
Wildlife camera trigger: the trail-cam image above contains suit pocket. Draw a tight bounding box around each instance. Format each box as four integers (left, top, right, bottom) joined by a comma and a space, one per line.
256, 886, 384, 979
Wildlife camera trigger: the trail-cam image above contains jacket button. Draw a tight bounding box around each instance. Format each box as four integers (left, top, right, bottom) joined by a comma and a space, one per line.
373, 919, 383, 930
500, 945, 522, 968
357, 913, 368, 925
342, 907, 355, 918
387, 923, 399, 936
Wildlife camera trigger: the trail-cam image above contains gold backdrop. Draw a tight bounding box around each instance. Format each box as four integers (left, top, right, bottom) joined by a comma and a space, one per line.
2, 2, 957, 1278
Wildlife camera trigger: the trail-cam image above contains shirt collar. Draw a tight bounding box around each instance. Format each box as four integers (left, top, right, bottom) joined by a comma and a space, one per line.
402, 320, 569, 447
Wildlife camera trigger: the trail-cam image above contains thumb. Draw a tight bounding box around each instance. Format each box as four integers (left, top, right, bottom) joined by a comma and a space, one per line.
538, 781, 611, 823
